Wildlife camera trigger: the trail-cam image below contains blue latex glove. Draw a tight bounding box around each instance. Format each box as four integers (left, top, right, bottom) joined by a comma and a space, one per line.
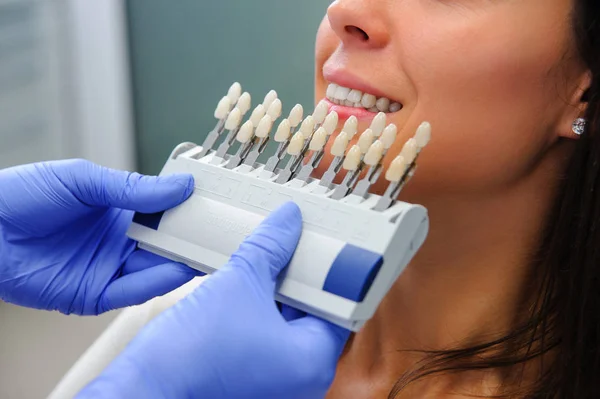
0, 159, 199, 315
78, 202, 349, 399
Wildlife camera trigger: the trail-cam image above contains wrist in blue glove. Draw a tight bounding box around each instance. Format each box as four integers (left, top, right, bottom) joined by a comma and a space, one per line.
0, 159, 199, 315
78, 202, 349, 399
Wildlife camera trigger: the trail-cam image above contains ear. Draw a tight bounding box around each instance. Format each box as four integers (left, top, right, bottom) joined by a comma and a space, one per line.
557, 70, 592, 139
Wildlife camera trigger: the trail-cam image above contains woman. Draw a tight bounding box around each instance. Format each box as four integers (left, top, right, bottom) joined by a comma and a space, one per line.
53, 0, 600, 397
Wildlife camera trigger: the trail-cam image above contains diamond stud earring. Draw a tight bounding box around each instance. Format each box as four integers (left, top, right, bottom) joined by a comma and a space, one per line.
572, 117, 587, 136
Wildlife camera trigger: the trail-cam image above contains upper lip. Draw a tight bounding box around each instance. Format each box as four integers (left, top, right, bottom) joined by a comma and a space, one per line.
323, 67, 401, 104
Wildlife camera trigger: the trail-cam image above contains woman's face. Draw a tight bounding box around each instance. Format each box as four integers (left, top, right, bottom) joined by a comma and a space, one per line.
315, 0, 588, 200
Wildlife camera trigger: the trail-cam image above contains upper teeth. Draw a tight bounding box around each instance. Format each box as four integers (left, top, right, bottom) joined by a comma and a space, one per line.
326, 83, 402, 113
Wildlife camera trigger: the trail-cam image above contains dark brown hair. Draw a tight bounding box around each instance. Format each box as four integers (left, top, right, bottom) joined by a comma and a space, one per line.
390, 1, 600, 397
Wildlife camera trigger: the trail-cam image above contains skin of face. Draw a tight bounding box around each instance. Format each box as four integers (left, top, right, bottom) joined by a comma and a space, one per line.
314, 0, 589, 201
314, 0, 591, 397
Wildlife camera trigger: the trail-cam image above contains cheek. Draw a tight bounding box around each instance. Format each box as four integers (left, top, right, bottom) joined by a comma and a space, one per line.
315, 18, 338, 102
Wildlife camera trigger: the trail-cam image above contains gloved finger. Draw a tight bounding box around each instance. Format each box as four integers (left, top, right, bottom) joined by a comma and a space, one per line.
229, 202, 302, 286
280, 303, 306, 322
122, 249, 205, 276
289, 315, 351, 358
97, 262, 198, 313
51, 159, 194, 213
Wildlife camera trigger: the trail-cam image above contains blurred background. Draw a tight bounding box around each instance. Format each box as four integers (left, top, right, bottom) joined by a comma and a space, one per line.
0, 0, 327, 397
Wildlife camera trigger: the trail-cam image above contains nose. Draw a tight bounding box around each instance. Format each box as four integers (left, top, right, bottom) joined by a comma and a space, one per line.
327, 0, 391, 49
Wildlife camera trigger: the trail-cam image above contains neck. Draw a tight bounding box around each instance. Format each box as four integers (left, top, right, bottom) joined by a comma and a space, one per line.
339, 143, 572, 387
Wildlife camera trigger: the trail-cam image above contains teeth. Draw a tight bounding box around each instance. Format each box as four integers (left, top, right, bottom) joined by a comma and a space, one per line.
262, 90, 278, 109
287, 131, 305, 155
299, 115, 316, 136
399, 138, 418, 164
214, 96, 232, 119
361, 94, 377, 109
414, 122, 432, 149
256, 115, 274, 138
267, 98, 282, 120
376, 97, 390, 112
331, 131, 350, 156
363, 140, 384, 166
342, 145, 362, 171
249, 104, 266, 127
342, 116, 358, 138
348, 89, 362, 103
313, 100, 329, 124
326, 83, 401, 113
227, 82, 242, 103
380, 124, 398, 149
309, 127, 328, 151
225, 107, 243, 130
288, 104, 304, 128
237, 92, 252, 115
357, 129, 375, 153
334, 86, 351, 100
385, 155, 408, 182
274, 119, 291, 142
389, 102, 402, 113
322, 111, 339, 135
369, 112, 387, 137
236, 121, 254, 143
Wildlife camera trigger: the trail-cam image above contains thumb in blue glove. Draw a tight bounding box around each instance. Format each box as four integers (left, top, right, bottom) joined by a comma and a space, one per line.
0, 159, 199, 314
78, 202, 350, 399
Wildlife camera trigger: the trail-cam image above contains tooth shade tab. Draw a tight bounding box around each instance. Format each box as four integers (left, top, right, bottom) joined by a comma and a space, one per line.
237, 92, 251, 115
312, 100, 329, 124
322, 111, 339, 135
364, 140, 384, 166
225, 107, 243, 130
249, 104, 266, 127
267, 98, 282, 120
342, 116, 358, 138
214, 96, 232, 119
236, 121, 254, 143
287, 131, 305, 155
288, 104, 304, 127
299, 115, 316, 135
386, 155, 408, 182
343, 145, 362, 170
274, 119, 291, 142
369, 112, 387, 137
227, 82, 242, 103
331, 131, 350, 156
309, 127, 328, 151
415, 121, 432, 149
262, 90, 278, 109
400, 138, 418, 164
256, 115, 274, 138
358, 129, 375, 153
381, 124, 397, 149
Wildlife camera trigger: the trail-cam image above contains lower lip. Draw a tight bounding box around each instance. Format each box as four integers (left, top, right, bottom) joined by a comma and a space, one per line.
323, 98, 380, 121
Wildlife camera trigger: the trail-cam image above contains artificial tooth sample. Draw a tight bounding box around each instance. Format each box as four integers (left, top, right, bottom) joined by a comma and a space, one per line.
399, 138, 418, 164
263, 119, 291, 174
385, 155, 408, 182
237, 92, 252, 115
322, 111, 339, 136
318, 131, 350, 191
380, 124, 398, 151
363, 140, 384, 166
225, 120, 256, 168
369, 112, 387, 137
288, 104, 304, 130
227, 82, 242, 103
309, 127, 328, 151
299, 115, 316, 136
262, 90, 278, 109
342, 116, 358, 138
236, 120, 254, 143
357, 129, 375, 153
249, 104, 266, 127
294, 127, 329, 184
331, 143, 364, 199
331, 131, 350, 157
275, 131, 306, 184
414, 121, 432, 149
351, 140, 385, 199
243, 115, 275, 167
267, 98, 283, 121
312, 101, 329, 125
200, 96, 234, 156
213, 107, 243, 161
342, 145, 362, 171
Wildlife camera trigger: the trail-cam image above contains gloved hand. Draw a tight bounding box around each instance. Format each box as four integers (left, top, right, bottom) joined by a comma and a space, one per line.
0, 159, 199, 315
78, 202, 349, 399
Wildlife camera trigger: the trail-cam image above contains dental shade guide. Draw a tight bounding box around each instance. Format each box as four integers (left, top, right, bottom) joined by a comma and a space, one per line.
127, 83, 431, 331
